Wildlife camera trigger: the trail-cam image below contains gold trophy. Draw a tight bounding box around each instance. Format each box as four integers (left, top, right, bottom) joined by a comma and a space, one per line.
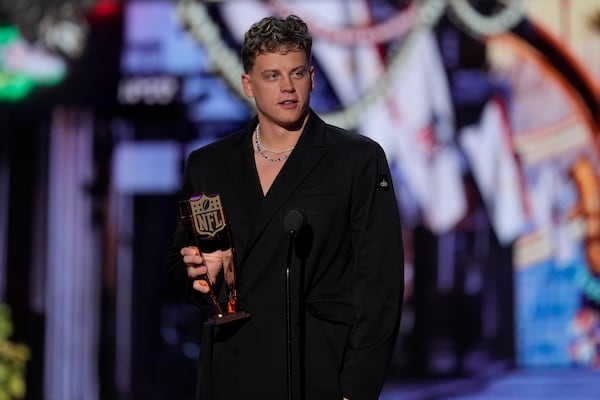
178, 193, 250, 325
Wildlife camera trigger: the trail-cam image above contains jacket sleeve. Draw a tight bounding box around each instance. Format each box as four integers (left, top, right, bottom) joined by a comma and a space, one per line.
341, 141, 404, 399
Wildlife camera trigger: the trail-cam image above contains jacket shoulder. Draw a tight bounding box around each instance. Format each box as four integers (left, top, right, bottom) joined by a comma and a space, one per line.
187, 129, 246, 161
323, 123, 382, 152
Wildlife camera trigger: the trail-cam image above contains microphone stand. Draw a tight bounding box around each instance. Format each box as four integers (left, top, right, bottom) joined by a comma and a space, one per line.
284, 209, 304, 400
285, 228, 295, 400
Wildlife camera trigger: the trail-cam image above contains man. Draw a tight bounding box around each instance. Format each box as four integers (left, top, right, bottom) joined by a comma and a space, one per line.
166, 14, 404, 400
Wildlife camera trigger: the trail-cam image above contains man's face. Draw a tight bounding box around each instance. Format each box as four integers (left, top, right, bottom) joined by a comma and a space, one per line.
242, 49, 314, 131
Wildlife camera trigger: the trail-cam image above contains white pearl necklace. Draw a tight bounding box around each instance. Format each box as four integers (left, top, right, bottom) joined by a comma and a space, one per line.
255, 124, 295, 162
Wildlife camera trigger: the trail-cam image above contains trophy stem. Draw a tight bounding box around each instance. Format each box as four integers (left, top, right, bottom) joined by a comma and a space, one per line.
201, 273, 224, 317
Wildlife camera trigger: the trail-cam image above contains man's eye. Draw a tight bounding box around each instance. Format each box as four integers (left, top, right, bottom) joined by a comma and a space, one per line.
266, 73, 278, 80
292, 71, 305, 79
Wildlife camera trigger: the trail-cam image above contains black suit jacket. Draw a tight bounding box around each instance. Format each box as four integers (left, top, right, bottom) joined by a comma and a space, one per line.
167, 110, 404, 400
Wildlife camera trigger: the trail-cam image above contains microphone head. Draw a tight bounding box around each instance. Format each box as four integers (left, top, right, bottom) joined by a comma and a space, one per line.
284, 209, 305, 233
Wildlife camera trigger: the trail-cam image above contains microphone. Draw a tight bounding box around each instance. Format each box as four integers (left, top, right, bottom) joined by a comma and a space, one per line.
283, 209, 304, 400
284, 209, 305, 236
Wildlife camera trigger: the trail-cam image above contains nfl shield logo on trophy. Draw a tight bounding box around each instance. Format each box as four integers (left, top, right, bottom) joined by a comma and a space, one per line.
189, 193, 227, 238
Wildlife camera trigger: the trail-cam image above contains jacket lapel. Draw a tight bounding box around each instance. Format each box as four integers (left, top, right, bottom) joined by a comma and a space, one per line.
220, 118, 262, 220
244, 111, 329, 251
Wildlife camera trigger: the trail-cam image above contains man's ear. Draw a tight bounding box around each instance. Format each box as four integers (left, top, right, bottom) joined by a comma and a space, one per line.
241, 74, 254, 98
309, 66, 315, 91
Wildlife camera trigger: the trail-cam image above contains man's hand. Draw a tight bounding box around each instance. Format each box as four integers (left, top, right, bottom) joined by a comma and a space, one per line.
180, 246, 223, 293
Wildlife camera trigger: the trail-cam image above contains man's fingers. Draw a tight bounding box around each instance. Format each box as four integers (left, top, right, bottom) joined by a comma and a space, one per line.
184, 254, 203, 266
181, 246, 203, 266
180, 246, 199, 256
181, 246, 220, 288
192, 278, 210, 293
188, 265, 208, 279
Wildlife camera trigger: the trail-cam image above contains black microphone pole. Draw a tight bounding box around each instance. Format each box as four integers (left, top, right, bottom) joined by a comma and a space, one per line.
283, 209, 304, 400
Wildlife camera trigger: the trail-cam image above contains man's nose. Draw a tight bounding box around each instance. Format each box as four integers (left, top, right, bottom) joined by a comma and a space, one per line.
281, 75, 295, 92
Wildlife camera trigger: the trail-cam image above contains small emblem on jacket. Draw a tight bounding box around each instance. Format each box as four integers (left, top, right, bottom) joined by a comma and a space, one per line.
377, 175, 390, 191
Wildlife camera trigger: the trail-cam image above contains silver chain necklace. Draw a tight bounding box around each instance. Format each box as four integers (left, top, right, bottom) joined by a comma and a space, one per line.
255, 124, 295, 162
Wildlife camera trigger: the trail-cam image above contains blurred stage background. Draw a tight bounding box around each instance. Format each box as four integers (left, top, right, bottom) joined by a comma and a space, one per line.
2, 0, 600, 399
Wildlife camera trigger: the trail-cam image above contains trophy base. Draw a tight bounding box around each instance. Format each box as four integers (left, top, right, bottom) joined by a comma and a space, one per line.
207, 311, 251, 326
